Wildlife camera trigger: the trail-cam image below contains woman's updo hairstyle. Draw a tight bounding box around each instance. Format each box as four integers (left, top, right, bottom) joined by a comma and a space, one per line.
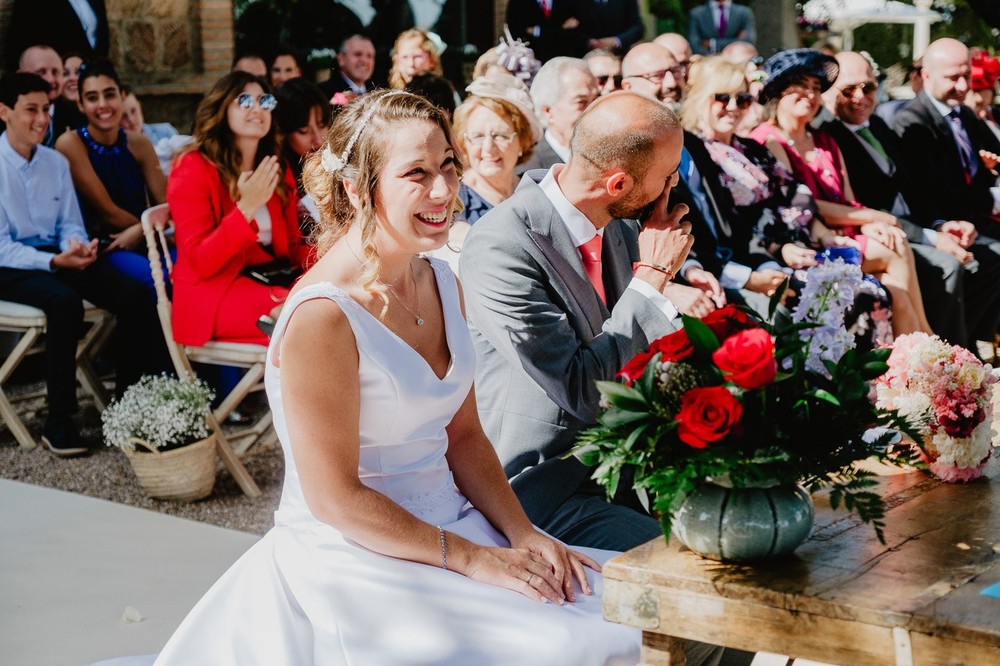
302, 89, 461, 294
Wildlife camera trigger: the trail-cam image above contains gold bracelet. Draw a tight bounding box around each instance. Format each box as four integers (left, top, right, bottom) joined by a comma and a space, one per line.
634, 261, 675, 280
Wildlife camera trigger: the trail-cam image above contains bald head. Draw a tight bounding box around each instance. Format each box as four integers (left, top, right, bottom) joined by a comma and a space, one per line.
653, 34, 692, 65
825, 51, 877, 125
18, 46, 62, 100
622, 43, 681, 104
571, 91, 679, 178
922, 38, 970, 107
721, 41, 758, 65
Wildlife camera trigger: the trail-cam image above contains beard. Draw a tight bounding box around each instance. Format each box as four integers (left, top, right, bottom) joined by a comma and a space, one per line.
608, 186, 656, 221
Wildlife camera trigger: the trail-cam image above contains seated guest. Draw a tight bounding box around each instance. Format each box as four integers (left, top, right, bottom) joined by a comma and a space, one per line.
621, 42, 684, 111
58, 53, 86, 130
320, 34, 376, 100
269, 45, 304, 87
652, 33, 693, 82
584, 48, 622, 96
894, 39, 1000, 237
0, 72, 167, 456
750, 49, 932, 336
274, 77, 331, 236
518, 57, 598, 174
55, 59, 166, 292
388, 29, 443, 90
680, 56, 892, 345
120, 86, 191, 173
820, 50, 1000, 349
17, 45, 78, 146
167, 72, 309, 346
232, 52, 268, 78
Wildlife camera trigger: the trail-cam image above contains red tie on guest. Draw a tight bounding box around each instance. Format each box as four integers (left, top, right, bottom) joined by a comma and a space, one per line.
540, 0, 551, 18
717, 1, 728, 37
579, 235, 606, 304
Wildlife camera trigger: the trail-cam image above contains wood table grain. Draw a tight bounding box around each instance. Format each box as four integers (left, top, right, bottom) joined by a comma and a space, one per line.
602, 459, 1000, 665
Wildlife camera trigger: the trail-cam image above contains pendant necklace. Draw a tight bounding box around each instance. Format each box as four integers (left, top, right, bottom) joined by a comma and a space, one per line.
383, 262, 424, 326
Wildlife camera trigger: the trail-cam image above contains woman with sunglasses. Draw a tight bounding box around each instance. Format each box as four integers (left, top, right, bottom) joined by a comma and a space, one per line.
55, 59, 166, 291
681, 56, 894, 348
166, 71, 309, 347
749, 49, 932, 336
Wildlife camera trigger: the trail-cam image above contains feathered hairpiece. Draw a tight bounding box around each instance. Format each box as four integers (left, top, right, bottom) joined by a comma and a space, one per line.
971, 52, 1000, 92
496, 26, 541, 85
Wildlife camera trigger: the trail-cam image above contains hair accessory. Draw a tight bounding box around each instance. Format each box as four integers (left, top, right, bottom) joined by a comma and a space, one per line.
465, 70, 542, 143
759, 48, 839, 104
971, 52, 1000, 92
495, 26, 541, 85
321, 90, 410, 174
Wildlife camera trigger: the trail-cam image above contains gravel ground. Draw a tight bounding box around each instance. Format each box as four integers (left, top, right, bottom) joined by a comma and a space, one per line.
0, 374, 283, 536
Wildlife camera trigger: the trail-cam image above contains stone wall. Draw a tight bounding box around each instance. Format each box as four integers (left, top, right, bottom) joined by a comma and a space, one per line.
0, 0, 234, 127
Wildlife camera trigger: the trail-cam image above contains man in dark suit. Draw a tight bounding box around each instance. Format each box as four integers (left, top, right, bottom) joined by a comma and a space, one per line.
506, 0, 586, 62
824, 50, 1000, 349
320, 34, 376, 99
894, 38, 1000, 234
574, 0, 645, 55
518, 57, 598, 174
4, 0, 108, 70
688, 0, 756, 56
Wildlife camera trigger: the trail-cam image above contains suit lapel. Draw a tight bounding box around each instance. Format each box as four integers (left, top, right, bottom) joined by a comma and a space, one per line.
601, 221, 632, 307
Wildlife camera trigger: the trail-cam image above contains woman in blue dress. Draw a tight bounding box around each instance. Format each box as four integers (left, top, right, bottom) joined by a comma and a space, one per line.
55, 59, 166, 293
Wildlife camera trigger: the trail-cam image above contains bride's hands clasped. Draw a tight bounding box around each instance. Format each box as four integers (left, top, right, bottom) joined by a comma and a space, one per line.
461, 530, 601, 605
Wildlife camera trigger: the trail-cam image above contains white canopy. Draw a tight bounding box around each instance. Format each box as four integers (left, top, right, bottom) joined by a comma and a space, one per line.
802, 0, 943, 57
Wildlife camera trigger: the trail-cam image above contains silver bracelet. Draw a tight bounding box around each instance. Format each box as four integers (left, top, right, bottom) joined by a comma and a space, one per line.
437, 526, 448, 571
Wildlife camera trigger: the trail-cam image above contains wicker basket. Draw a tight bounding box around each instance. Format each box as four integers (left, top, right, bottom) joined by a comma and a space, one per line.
124, 435, 217, 501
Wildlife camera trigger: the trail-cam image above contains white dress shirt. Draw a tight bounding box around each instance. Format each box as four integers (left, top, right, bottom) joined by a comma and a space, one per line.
0, 132, 89, 271
539, 166, 679, 321
67, 0, 99, 49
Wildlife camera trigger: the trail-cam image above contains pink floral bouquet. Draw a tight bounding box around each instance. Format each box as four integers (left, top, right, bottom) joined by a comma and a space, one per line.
875, 333, 999, 482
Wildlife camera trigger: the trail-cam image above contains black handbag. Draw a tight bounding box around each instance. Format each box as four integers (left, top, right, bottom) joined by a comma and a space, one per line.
243, 259, 302, 288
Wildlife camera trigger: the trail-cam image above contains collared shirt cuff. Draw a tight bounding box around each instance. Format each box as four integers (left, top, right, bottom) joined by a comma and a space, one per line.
628, 277, 680, 322
922, 229, 938, 246
35, 251, 57, 272
681, 259, 702, 280
720, 262, 752, 290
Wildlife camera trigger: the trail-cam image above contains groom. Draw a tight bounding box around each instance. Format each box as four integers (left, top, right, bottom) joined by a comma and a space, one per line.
460, 92, 690, 553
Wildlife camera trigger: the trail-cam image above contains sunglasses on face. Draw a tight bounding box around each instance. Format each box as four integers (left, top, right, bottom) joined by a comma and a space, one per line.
235, 93, 277, 111
595, 74, 623, 88
714, 92, 756, 109
839, 82, 878, 98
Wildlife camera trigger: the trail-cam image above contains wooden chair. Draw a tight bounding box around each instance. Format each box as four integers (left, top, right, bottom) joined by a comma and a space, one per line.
140, 203, 268, 498
0, 300, 114, 450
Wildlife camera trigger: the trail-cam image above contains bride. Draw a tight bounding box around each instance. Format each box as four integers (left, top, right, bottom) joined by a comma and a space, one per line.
155, 90, 640, 664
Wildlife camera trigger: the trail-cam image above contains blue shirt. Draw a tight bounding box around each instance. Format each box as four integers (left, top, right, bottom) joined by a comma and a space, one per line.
0, 131, 89, 271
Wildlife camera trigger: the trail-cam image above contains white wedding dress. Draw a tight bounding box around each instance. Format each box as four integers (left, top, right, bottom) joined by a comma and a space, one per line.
155, 258, 640, 665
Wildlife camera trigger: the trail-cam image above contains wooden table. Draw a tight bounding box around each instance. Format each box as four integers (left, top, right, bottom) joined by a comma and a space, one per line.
602, 460, 1000, 665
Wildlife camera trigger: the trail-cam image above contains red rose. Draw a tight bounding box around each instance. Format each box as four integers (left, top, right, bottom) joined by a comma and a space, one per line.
675, 386, 743, 449
712, 328, 777, 389
701, 305, 755, 342
617, 330, 694, 385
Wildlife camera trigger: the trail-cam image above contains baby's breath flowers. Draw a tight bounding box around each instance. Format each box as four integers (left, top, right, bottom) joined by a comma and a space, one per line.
103, 375, 214, 452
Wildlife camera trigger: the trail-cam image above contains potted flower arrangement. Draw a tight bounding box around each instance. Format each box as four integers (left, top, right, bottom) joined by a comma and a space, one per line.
875, 333, 998, 483
574, 260, 920, 562
102, 374, 217, 501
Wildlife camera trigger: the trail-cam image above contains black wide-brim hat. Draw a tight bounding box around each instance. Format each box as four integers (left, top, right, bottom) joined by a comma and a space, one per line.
759, 48, 840, 104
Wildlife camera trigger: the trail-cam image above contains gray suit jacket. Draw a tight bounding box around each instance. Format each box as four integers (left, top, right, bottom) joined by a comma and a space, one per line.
688, 2, 756, 55
459, 171, 678, 523
515, 137, 562, 176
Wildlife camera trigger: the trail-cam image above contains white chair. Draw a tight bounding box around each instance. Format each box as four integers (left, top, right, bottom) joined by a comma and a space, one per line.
141, 203, 268, 498
0, 300, 114, 450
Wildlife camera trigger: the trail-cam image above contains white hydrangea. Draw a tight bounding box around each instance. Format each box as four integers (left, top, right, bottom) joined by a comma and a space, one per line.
102, 374, 214, 452
930, 422, 993, 470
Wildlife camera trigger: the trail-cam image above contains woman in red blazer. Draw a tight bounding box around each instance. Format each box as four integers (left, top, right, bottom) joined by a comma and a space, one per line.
167, 71, 310, 346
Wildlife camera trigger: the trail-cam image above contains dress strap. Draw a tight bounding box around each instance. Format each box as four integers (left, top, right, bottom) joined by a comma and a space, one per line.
267, 282, 355, 367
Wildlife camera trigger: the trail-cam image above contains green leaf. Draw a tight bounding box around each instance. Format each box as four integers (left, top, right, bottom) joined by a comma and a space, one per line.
638, 352, 661, 399
837, 373, 868, 403
681, 315, 720, 354
807, 388, 842, 406
768, 277, 789, 320
623, 422, 651, 451
860, 361, 889, 379
596, 381, 648, 411
599, 408, 650, 429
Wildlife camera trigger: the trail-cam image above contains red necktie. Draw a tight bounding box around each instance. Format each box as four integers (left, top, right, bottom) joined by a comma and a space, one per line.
540, 0, 551, 18
718, 3, 728, 37
579, 235, 606, 304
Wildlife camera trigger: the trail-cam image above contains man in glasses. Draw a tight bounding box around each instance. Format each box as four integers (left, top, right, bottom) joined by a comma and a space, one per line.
583, 48, 622, 96
621, 42, 684, 110
820, 49, 1000, 353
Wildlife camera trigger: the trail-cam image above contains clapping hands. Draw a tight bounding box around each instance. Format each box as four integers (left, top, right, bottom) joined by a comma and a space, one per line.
237, 155, 281, 222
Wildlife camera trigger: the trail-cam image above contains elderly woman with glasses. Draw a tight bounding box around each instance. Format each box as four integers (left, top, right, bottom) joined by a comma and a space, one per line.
749, 49, 932, 337
166, 71, 309, 346
428, 71, 541, 274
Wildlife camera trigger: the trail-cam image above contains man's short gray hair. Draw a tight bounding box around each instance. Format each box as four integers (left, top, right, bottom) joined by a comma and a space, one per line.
529, 57, 591, 128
